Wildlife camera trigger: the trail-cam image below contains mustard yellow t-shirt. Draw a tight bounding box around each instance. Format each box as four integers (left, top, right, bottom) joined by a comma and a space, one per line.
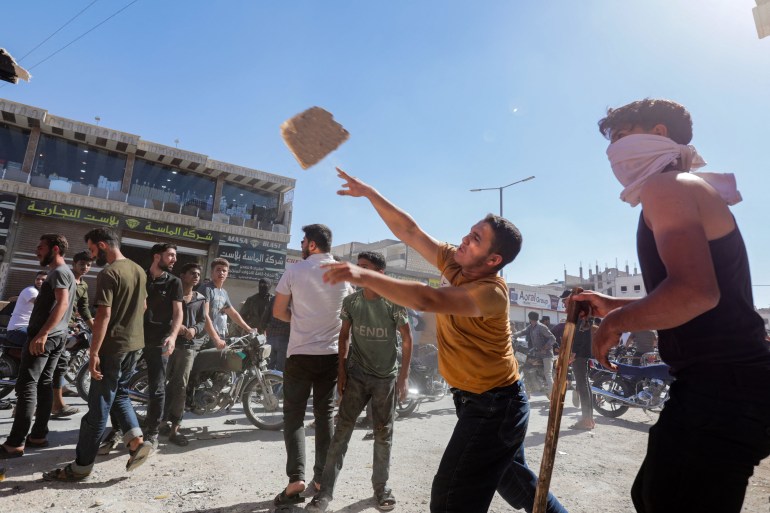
435, 243, 518, 393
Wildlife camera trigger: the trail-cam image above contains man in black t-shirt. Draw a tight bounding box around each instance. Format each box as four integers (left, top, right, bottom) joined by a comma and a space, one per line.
142, 243, 183, 449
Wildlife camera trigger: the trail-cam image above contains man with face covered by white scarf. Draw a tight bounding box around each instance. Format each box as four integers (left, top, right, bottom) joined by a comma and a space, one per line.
570, 99, 770, 513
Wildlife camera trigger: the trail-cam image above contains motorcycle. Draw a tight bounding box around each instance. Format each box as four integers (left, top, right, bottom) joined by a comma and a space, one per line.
397, 344, 449, 416
61, 319, 91, 385
0, 320, 90, 399
590, 350, 674, 418
514, 340, 551, 399
124, 332, 284, 430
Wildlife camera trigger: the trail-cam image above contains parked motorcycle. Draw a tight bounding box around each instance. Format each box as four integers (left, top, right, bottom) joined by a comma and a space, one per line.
590, 351, 674, 418
0, 341, 21, 399
61, 319, 91, 385
514, 340, 550, 399
126, 332, 284, 430
397, 344, 449, 416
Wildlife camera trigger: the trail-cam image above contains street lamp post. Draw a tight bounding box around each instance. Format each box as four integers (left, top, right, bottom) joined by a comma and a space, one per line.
469, 175, 535, 218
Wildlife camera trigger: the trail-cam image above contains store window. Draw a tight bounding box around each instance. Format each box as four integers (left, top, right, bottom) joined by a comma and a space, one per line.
31, 134, 125, 193
220, 182, 280, 224
0, 123, 31, 180
130, 158, 215, 215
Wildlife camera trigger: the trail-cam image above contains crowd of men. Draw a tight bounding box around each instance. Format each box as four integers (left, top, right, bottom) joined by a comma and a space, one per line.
1, 98, 770, 513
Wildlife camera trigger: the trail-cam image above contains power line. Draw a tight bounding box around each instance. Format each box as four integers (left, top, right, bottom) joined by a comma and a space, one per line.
17, 0, 102, 62
26, 0, 139, 72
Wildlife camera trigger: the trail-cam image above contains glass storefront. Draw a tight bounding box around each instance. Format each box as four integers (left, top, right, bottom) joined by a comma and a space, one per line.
31, 134, 126, 194
220, 182, 280, 224
130, 158, 215, 216
0, 123, 31, 180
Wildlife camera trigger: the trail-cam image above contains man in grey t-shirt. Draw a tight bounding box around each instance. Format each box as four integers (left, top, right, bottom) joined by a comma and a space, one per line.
1, 234, 76, 458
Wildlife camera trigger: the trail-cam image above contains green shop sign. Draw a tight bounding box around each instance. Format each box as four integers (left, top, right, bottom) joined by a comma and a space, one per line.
20, 198, 217, 244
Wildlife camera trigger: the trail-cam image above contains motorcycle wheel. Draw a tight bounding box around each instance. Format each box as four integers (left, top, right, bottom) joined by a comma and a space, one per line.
396, 376, 419, 416
592, 375, 632, 418
127, 369, 149, 425
64, 349, 88, 384
76, 361, 91, 401
0, 354, 18, 399
242, 373, 284, 430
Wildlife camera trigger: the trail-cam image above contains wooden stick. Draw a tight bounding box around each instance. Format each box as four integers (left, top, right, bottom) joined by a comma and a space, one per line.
533, 287, 586, 513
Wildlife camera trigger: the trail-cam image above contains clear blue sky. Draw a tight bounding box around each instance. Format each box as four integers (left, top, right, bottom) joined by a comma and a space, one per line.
4, 1, 770, 307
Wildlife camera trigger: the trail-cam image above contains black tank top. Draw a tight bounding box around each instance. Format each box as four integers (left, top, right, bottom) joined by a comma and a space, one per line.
637, 213, 770, 378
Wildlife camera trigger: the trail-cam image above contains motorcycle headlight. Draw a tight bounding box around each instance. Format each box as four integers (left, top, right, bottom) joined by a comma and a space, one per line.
258, 344, 272, 360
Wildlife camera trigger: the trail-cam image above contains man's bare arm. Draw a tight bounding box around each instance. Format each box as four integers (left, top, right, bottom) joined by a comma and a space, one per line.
324, 262, 481, 317
337, 319, 352, 396
224, 306, 254, 332
336, 168, 441, 266
28, 288, 70, 356
273, 293, 292, 323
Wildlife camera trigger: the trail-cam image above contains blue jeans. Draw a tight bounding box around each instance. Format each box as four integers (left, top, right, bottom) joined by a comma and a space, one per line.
267, 332, 289, 372
283, 353, 338, 484
631, 378, 770, 512
72, 351, 143, 473
430, 382, 567, 513
318, 361, 396, 500
143, 345, 168, 436
5, 332, 67, 446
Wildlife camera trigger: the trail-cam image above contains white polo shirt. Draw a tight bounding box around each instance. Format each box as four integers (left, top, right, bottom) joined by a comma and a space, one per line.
276, 253, 350, 357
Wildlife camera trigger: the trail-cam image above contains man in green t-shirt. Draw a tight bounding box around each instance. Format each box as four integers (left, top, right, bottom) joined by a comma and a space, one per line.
306, 251, 412, 512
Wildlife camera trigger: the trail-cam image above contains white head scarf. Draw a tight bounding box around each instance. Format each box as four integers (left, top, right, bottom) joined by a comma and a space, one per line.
606, 134, 742, 207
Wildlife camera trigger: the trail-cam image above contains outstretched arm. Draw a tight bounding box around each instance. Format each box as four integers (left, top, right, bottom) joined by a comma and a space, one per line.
336, 168, 441, 266
323, 262, 481, 317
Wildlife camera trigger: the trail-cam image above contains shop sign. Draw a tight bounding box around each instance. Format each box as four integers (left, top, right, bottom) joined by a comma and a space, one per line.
509, 286, 563, 311
19, 198, 217, 244
217, 235, 287, 282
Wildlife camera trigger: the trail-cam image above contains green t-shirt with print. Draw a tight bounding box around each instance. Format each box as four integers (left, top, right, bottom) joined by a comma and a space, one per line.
340, 289, 409, 378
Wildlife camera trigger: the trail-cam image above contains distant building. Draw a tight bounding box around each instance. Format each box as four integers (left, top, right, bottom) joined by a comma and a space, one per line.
0, 98, 295, 306
331, 239, 441, 286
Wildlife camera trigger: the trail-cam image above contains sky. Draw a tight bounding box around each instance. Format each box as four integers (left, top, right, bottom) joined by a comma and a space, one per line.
3, 1, 770, 307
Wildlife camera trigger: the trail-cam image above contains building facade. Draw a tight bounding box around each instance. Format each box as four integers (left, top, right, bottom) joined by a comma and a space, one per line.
0, 98, 295, 306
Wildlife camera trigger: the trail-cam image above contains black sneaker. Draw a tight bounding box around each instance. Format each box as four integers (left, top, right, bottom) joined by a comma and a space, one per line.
158, 423, 172, 437
146, 434, 159, 451
97, 429, 122, 456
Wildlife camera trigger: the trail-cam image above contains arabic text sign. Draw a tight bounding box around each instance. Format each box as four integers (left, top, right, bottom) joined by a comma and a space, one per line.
19, 199, 217, 244
217, 235, 287, 282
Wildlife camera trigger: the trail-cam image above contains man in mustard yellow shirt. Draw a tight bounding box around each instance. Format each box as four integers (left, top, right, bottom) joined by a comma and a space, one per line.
323, 169, 567, 513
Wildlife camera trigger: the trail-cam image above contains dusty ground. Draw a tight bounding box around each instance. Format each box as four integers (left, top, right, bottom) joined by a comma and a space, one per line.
1, 389, 768, 513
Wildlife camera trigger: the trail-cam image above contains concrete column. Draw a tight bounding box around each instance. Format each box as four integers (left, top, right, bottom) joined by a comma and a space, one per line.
213, 175, 225, 214
122, 153, 136, 194
20, 127, 41, 175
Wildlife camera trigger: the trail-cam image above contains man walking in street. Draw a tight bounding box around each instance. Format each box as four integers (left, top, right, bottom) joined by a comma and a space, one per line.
161, 262, 211, 447
51, 250, 95, 418
322, 168, 566, 513
571, 99, 770, 512
43, 227, 151, 480
199, 258, 256, 348
1, 235, 76, 459
272, 224, 350, 507
240, 278, 272, 334
513, 311, 557, 400
142, 243, 183, 449
306, 251, 412, 512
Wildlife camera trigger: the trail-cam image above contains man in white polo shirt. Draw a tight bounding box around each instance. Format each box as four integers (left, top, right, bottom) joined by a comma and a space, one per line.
271, 224, 350, 508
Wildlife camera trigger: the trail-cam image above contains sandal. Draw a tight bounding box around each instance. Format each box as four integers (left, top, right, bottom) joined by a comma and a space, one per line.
274, 488, 306, 506
0, 445, 23, 459
374, 487, 396, 511
126, 441, 153, 472
305, 495, 330, 512
42, 463, 90, 482
569, 420, 595, 430
168, 432, 189, 447
25, 435, 49, 448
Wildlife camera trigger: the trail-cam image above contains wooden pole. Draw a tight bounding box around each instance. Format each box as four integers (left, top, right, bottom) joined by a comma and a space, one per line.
533, 287, 586, 513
